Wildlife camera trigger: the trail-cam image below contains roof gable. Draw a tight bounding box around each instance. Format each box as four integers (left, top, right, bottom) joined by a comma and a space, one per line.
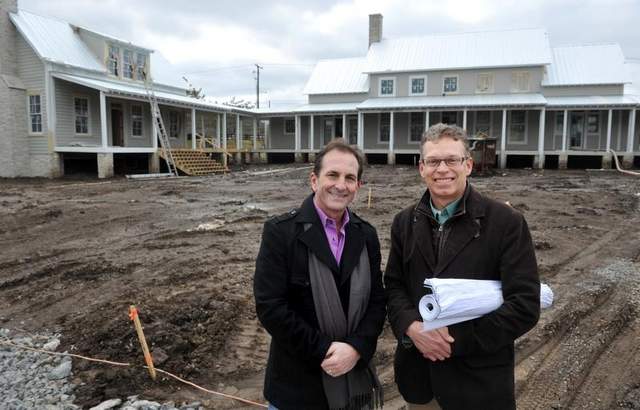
365, 28, 552, 73
10, 10, 104, 72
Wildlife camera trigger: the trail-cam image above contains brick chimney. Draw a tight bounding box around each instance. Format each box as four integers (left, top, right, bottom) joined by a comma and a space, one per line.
368, 13, 383, 47
0, 0, 18, 76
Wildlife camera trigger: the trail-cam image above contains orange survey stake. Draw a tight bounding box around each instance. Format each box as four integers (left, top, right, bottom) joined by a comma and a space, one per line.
129, 305, 157, 380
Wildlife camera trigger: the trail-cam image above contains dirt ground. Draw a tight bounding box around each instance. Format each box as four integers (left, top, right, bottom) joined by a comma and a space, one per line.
1, 165, 640, 409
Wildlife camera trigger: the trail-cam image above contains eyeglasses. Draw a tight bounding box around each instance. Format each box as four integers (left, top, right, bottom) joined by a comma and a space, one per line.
422, 157, 468, 168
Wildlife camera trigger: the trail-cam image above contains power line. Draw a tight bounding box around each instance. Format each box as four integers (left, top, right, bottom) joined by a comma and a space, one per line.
185, 62, 314, 75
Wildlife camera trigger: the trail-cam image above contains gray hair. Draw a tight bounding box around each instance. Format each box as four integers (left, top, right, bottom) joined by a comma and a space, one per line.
420, 123, 471, 159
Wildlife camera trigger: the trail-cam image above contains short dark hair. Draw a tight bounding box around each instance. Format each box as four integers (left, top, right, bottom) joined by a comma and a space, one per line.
420, 123, 471, 159
313, 139, 365, 181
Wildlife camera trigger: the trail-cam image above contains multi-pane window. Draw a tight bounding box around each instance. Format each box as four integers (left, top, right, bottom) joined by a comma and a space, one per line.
410, 77, 426, 95
475, 111, 491, 136
284, 118, 295, 134
511, 71, 530, 92
554, 112, 564, 136
136, 53, 146, 80
509, 110, 526, 143
28, 95, 42, 134
409, 112, 425, 142
74, 97, 89, 134
108, 45, 120, 76
379, 113, 390, 142
123, 50, 134, 79
348, 118, 358, 145
443, 76, 458, 93
131, 104, 143, 137
476, 73, 494, 93
169, 111, 180, 139
380, 78, 395, 96
587, 112, 600, 133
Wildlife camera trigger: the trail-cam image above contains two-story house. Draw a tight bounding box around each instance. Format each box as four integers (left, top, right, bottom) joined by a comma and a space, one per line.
0, 0, 262, 178
258, 14, 639, 169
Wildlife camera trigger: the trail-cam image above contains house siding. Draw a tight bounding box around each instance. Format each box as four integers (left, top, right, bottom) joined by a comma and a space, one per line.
542, 85, 624, 97
16, 33, 48, 155
369, 67, 545, 98
308, 93, 367, 104
55, 79, 101, 146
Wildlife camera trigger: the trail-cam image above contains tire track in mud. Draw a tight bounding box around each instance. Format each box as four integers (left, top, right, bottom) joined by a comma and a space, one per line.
516, 284, 634, 409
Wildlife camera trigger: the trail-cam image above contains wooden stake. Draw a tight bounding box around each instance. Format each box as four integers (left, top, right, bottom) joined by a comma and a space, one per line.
367, 187, 372, 209
129, 305, 156, 380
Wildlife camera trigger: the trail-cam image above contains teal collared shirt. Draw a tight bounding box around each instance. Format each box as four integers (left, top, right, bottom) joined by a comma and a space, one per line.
430, 196, 462, 225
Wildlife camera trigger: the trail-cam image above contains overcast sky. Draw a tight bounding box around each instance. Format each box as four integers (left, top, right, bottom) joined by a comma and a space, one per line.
19, 0, 640, 107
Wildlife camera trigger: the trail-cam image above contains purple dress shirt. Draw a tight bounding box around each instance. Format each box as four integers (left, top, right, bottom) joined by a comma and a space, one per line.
313, 202, 349, 265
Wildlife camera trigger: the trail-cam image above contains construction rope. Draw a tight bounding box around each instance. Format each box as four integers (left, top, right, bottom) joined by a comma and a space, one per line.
0, 339, 268, 408
609, 149, 640, 176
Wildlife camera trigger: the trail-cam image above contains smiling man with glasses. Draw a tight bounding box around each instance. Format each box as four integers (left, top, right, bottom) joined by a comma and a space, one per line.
384, 123, 540, 410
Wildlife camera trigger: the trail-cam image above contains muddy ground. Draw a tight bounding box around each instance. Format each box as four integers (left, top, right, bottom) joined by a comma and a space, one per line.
1, 165, 640, 409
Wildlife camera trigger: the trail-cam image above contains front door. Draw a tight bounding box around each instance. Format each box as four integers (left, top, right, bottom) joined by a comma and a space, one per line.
111, 104, 124, 147
570, 112, 584, 149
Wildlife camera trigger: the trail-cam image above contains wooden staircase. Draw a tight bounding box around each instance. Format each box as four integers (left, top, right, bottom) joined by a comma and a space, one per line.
158, 149, 228, 176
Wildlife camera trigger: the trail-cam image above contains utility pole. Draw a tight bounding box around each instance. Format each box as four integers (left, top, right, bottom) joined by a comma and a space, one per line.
254, 63, 263, 108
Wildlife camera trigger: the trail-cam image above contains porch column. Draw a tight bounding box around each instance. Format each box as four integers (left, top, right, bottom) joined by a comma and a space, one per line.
294, 115, 302, 162
222, 112, 228, 168
357, 112, 364, 149
235, 114, 242, 163
425, 110, 430, 132
191, 108, 197, 150
309, 115, 316, 162
500, 109, 507, 169
624, 108, 636, 167
100, 91, 108, 148
151, 103, 158, 150
149, 98, 159, 172
216, 113, 221, 148
536, 108, 546, 169
604, 108, 613, 168
463, 109, 468, 131
342, 114, 351, 144
388, 111, 395, 165
252, 117, 258, 150
560, 109, 568, 169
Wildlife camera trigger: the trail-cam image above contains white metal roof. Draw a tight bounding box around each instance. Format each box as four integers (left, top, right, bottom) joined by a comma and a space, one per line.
302, 57, 369, 95
543, 44, 629, 86
365, 28, 551, 74
545, 95, 638, 108
52, 73, 235, 112
11, 9, 186, 90
10, 10, 104, 72
357, 93, 547, 110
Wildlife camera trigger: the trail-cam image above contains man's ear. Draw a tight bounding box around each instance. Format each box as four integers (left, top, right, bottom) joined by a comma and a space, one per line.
357, 180, 363, 189
310, 172, 318, 192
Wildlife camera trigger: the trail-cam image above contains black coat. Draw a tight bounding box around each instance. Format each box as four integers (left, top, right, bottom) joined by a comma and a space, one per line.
254, 195, 386, 410
384, 185, 540, 410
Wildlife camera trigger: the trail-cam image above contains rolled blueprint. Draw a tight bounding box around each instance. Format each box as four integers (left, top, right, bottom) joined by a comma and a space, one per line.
418, 278, 554, 331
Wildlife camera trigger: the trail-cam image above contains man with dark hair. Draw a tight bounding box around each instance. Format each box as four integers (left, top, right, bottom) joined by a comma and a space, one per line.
385, 124, 540, 410
255, 139, 385, 410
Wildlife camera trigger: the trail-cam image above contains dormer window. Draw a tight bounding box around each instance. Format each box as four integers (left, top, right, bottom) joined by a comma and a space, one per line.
379, 77, 395, 97
108, 45, 120, 76
409, 76, 427, 96
136, 53, 147, 81
123, 50, 134, 79
443, 76, 458, 94
511, 71, 530, 92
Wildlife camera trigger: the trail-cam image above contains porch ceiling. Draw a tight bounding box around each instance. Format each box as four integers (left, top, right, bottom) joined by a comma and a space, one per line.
545, 95, 639, 108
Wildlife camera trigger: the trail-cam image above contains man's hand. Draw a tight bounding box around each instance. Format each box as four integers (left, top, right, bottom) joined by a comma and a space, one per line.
321, 342, 361, 377
406, 321, 454, 362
